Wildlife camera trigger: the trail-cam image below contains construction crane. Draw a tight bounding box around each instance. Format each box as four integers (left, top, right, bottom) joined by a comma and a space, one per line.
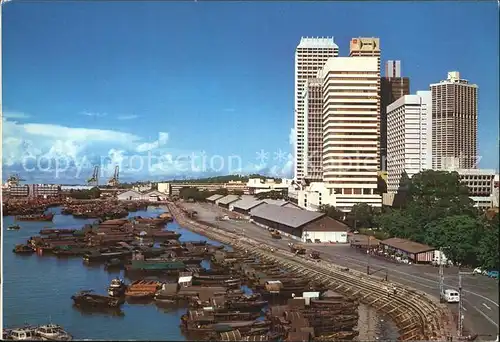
107, 166, 119, 187
6, 174, 25, 187
87, 166, 99, 186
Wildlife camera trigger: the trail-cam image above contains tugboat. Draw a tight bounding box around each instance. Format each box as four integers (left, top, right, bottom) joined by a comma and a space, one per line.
35, 324, 73, 341
7, 225, 21, 231
107, 278, 127, 297
12, 244, 35, 254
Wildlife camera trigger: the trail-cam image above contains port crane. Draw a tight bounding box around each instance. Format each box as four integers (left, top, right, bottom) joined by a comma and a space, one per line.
107, 166, 120, 187
87, 166, 99, 186
6, 174, 25, 187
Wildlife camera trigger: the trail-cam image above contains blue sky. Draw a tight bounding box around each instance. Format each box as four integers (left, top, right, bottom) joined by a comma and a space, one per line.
2, 1, 498, 183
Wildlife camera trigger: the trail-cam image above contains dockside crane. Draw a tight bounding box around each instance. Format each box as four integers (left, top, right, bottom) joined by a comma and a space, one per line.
107, 166, 120, 187
87, 166, 99, 186
6, 174, 25, 187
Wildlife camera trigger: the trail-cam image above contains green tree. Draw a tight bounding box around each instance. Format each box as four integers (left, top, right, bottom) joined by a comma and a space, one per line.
319, 204, 345, 221
477, 214, 500, 270
346, 203, 375, 229
255, 190, 285, 200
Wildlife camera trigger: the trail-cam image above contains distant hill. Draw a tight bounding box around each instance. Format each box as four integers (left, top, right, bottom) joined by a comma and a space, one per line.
165, 174, 281, 184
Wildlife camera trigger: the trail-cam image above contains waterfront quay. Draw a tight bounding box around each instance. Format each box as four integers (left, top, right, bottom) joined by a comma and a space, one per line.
3, 205, 397, 341
178, 201, 500, 340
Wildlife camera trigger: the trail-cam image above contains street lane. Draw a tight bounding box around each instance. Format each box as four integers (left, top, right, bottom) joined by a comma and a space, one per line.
180, 202, 499, 338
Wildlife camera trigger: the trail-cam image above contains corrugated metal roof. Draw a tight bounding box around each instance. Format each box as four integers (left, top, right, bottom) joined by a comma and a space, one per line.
232, 196, 264, 210
207, 194, 224, 201
262, 199, 288, 206
381, 237, 435, 254
216, 195, 241, 205
117, 190, 142, 198
250, 204, 324, 228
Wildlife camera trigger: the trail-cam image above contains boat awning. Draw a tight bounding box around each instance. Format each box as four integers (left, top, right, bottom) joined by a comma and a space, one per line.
178, 276, 193, 283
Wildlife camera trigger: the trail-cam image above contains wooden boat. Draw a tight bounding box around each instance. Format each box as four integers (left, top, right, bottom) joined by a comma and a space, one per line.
71, 290, 124, 308
39, 228, 77, 235
227, 299, 268, 311
15, 212, 54, 222
12, 244, 34, 254
107, 278, 127, 297
125, 279, 162, 300
7, 225, 21, 231
104, 258, 125, 270
83, 250, 132, 263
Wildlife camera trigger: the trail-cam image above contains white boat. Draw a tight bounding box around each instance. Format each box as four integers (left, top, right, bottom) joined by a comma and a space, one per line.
35, 324, 73, 341
107, 278, 127, 297
8, 327, 37, 340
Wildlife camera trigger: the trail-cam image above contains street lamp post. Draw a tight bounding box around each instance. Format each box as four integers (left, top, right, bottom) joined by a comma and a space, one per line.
457, 271, 475, 338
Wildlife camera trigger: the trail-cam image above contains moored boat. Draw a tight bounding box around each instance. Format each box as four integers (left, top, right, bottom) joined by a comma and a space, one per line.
7, 225, 21, 231
107, 278, 127, 297
35, 324, 73, 341
71, 290, 124, 308
15, 213, 54, 222
12, 244, 34, 254
5, 327, 37, 340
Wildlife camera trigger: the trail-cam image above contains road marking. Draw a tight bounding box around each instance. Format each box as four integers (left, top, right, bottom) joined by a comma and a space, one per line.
483, 303, 492, 310
463, 307, 467, 311
467, 301, 499, 328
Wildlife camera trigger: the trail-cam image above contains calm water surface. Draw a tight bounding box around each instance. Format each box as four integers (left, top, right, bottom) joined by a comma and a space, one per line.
3, 206, 398, 340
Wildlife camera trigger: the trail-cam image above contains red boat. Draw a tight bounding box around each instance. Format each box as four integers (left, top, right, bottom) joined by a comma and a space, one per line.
15, 213, 54, 222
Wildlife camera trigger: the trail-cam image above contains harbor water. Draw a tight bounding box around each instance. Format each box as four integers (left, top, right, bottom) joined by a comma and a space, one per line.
3, 206, 399, 340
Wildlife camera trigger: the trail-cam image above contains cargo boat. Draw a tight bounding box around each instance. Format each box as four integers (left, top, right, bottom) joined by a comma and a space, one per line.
125, 260, 186, 274
39, 228, 77, 235
125, 280, 162, 301
71, 290, 124, 308
83, 250, 133, 263
15, 212, 54, 222
12, 244, 35, 254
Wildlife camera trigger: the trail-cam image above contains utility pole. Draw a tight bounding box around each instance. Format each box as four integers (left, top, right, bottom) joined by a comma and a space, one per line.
366, 235, 371, 275
439, 247, 444, 301
457, 271, 475, 338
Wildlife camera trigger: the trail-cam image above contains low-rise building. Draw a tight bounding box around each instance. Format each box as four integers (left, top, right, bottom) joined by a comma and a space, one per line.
29, 184, 61, 198
249, 204, 348, 243
379, 237, 435, 264
456, 169, 496, 209
133, 183, 153, 193
215, 195, 241, 209
206, 194, 225, 203
144, 190, 168, 202
9, 185, 29, 197
157, 183, 171, 195
117, 190, 143, 201
246, 178, 292, 195
230, 197, 265, 216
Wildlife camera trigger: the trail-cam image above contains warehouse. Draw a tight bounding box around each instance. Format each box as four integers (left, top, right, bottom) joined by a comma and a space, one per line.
380, 237, 435, 264
230, 197, 264, 215
252, 199, 303, 211
144, 190, 168, 202
206, 194, 225, 204
249, 204, 348, 243
215, 195, 241, 209
117, 190, 143, 201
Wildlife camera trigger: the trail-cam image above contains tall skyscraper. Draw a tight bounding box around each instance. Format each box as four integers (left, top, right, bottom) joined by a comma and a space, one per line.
380, 60, 410, 171
430, 72, 478, 170
320, 56, 381, 211
303, 78, 324, 181
386, 91, 432, 193
349, 37, 381, 71
294, 37, 339, 181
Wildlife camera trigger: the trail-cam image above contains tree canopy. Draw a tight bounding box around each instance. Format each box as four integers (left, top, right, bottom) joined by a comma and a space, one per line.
376, 169, 498, 269
255, 190, 286, 200
167, 174, 280, 184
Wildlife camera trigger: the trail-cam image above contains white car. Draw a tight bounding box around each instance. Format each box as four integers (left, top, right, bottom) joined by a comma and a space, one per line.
474, 267, 483, 274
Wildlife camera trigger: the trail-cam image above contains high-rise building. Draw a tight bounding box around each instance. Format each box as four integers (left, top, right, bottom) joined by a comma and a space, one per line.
303, 78, 324, 181
380, 60, 410, 170
294, 37, 339, 181
386, 91, 432, 193
320, 56, 381, 211
430, 72, 478, 170
349, 37, 381, 72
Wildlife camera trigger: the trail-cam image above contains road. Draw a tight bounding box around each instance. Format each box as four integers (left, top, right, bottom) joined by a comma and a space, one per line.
181, 202, 499, 339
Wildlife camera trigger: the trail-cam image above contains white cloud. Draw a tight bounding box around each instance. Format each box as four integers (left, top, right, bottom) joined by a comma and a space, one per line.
136, 132, 169, 153
117, 114, 139, 120
2, 111, 31, 119
81, 111, 107, 117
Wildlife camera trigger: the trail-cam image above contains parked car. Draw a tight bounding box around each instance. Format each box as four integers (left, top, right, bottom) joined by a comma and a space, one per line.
487, 271, 499, 279
473, 267, 488, 275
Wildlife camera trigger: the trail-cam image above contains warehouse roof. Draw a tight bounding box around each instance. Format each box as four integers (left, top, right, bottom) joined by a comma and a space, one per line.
117, 190, 142, 198
216, 195, 241, 205
381, 237, 435, 254
232, 196, 264, 210
206, 194, 225, 202
302, 216, 348, 232
250, 204, 324, 228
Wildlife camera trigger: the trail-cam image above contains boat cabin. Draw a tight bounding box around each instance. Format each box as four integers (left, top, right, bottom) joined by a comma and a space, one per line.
9, 328, 36, 340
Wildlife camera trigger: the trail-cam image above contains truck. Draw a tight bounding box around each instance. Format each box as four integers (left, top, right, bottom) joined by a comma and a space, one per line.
431, 250, 453, 267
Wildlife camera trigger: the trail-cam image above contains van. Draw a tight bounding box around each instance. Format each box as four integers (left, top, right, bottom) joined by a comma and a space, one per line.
442, 289, 460, 303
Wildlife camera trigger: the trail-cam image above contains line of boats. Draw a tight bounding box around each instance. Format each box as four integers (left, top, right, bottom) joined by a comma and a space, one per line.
3, 324, 72, 341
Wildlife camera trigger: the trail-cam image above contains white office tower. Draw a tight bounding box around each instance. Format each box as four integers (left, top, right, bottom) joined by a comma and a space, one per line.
320, 57, 381, 212
430, 71, 478, 170
386, 91, 433, 193
294, 37, 339, 181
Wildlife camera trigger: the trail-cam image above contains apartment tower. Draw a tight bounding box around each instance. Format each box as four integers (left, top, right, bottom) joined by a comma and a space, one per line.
430, 72, 478, 170
320, 57, 382, 211
294, 37, 339, 181
380, 60, 410, 171
386, 91, 432, 193
303, 78, 324, 181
